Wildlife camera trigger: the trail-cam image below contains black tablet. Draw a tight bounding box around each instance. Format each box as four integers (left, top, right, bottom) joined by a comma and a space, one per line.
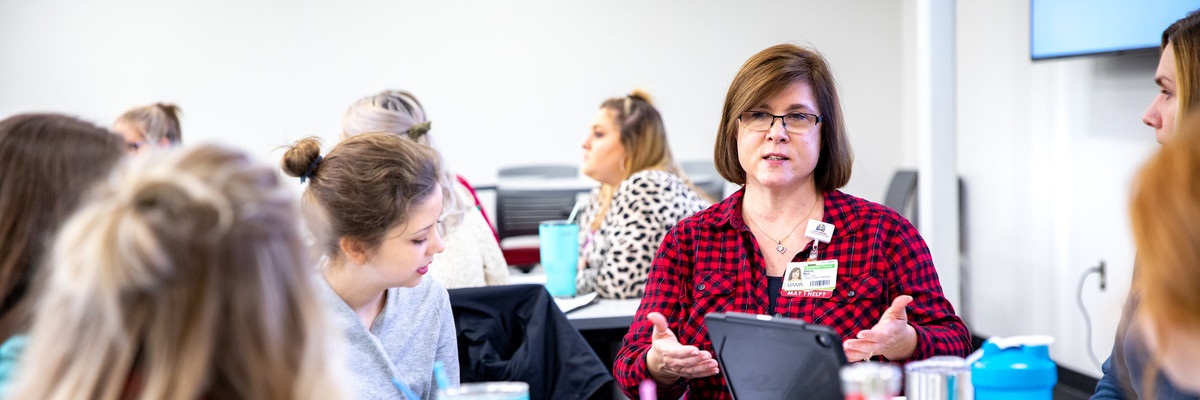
705, 312, 847, 400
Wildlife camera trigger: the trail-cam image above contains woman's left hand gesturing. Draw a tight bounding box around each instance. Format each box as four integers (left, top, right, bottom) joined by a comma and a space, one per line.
842, 295, 918, 361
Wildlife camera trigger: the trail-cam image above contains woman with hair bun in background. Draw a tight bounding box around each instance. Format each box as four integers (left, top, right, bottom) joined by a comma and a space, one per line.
576, 89, 710, 299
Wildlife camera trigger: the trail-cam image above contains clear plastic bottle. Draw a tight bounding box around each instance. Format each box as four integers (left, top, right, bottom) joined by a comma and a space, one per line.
841, 362, 902, 400
905, 355, 971, 400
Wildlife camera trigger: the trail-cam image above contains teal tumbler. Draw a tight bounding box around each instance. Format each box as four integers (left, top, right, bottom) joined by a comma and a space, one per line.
538, 220, 579, 297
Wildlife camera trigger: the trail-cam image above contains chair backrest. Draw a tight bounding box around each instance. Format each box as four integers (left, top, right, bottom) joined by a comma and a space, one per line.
497, 165, 578, 179
883, 169, 920, 226
494, 164, 587, 241
882, 169, 971, 323
681, 159, 727, 201
495, 187, 582, 240
882, 169, 968, 237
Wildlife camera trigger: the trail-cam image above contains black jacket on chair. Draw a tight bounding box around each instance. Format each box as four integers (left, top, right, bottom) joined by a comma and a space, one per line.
448, 284, 612, 400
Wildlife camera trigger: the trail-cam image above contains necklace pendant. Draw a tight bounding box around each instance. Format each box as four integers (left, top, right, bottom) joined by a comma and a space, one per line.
775, 242, 787, 254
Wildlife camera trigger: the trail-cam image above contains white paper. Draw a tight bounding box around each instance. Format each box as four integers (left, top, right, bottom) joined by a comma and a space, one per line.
553, 292, 599, 314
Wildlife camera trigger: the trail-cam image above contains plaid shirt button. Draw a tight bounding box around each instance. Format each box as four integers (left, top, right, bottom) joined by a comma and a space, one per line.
696, 283, 706, 291
848, 290, 856, 297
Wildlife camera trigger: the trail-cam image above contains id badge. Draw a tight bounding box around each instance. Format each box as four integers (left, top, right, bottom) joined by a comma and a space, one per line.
781, 259, 838, 298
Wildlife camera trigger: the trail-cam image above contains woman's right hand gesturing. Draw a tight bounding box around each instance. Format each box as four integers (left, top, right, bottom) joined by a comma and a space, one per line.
644, 312, 720, 385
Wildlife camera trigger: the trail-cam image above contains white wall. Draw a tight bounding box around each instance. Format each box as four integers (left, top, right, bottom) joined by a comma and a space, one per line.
0, 0, 904, 204
11, 0, 1159, 381
957, 2, 1161, 377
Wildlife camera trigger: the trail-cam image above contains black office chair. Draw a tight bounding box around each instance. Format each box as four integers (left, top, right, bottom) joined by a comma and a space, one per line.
449, 284, 611, 400
493, 165, 587, 271
495, 188, 581, 239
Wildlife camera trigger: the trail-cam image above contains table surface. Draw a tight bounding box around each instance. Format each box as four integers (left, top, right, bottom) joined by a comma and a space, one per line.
564, 298, 640, 331
509, 267, 639, 331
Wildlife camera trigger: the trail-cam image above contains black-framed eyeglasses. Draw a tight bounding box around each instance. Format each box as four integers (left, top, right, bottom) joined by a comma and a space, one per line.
738, 111, 822, 133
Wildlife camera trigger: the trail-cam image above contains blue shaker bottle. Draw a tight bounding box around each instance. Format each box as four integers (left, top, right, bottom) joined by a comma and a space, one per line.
971, 335, 1057, 400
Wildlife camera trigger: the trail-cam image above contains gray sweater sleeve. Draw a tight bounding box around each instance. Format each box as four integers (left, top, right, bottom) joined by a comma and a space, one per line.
435, 288, 461, 386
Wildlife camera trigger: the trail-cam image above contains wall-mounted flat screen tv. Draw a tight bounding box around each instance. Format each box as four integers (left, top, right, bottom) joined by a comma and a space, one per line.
1031, 0, 1200, 60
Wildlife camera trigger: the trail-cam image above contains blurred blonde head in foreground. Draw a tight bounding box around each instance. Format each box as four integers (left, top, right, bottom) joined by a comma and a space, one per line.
9, 145, 347, 400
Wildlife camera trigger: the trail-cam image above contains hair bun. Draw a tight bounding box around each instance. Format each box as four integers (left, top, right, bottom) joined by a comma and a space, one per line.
281, 137, 323, 180
629, 88, 655, 106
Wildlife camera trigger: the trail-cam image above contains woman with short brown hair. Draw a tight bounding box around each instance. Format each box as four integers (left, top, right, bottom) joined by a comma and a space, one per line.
614, 44, 969, 398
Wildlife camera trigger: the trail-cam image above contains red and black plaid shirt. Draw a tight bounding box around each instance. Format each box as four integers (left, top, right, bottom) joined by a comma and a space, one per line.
614, 189, 971, 399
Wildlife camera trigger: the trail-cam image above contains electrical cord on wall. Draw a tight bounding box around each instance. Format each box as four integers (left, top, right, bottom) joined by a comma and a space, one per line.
1076, 261, 1106, 370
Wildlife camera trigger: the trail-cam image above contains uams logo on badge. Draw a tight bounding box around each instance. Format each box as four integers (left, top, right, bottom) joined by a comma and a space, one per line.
804, 219, 834, 243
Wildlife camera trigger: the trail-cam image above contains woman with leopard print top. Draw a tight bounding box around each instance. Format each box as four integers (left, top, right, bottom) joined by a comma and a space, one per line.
577, 90, 711, 299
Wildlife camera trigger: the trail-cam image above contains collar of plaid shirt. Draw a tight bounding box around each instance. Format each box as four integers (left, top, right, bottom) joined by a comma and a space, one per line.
708, 188, 866, 242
